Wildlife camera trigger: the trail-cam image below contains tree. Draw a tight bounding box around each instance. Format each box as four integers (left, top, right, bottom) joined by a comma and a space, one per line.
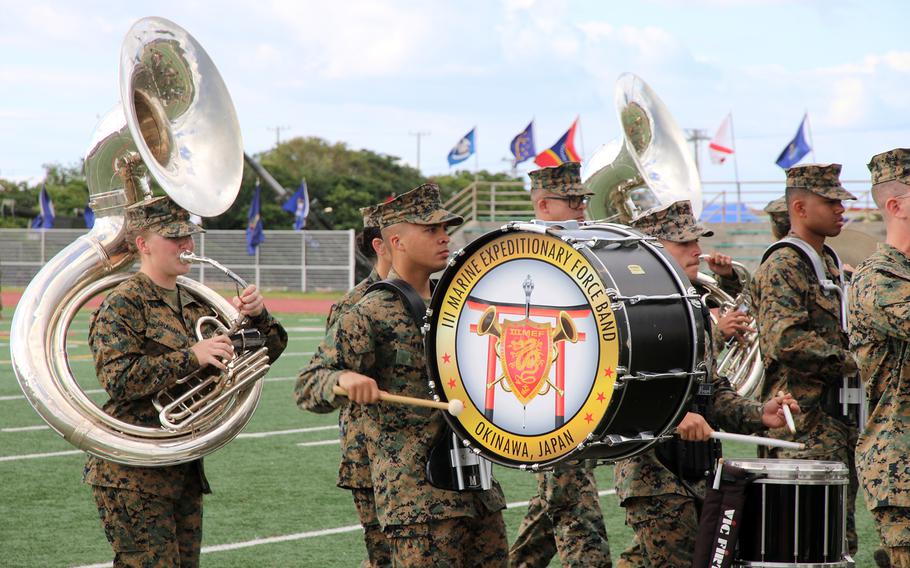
204, 137, 426, 230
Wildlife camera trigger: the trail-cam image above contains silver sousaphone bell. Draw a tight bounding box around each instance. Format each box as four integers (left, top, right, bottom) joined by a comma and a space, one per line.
11, 17, 269, 467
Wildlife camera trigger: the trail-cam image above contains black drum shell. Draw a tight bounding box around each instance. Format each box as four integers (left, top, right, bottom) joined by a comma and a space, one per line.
727, 458, 849, 566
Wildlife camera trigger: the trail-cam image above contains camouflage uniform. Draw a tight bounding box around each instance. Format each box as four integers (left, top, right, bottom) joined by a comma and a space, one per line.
764, 196, 790, 240
296, 184, 509, 567
613, 200, 766, 568
329, 205, 391, 568
849, 148, 910, 566
510, 162, 612, 568
84, 197, 288, 568
750, 164, 860, 555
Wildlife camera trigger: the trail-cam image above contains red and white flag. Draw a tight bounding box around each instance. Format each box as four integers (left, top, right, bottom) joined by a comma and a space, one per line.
709, 113, 734, 165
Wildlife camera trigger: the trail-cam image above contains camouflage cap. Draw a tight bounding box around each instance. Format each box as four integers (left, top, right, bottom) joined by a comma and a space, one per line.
528, 162, 593, 197
377, 183, 463, 229
868, 148, 910, 185
125, 196, 203, 238
630, 200, 714, 243
764, 196, 788, 214
360, 204, 381, 228
785, 163, 856, 200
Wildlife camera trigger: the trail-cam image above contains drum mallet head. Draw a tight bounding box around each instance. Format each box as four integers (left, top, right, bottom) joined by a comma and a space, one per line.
447, 399, 465, 417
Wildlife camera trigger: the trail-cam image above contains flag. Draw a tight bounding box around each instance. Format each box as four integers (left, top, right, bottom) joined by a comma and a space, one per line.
447, 127, 475, 166
534, 118, 581, 167
776, 114, 812, 169
709, 113, 734, 165
282, 180, 310, 230
31, 184, 55, 229
510, 120, 536, 167
246, 183, 265, 255
84, 203, 95, 229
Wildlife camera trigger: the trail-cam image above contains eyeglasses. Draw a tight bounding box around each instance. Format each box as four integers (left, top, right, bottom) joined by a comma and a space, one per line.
544, 195, 590, 209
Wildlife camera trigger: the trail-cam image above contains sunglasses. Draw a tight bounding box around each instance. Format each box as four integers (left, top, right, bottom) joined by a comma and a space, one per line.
545, 195, 590, 209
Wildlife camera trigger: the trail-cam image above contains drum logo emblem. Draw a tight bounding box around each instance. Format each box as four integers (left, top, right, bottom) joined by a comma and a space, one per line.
477, 276, 577, 406
500, 319, 553, 404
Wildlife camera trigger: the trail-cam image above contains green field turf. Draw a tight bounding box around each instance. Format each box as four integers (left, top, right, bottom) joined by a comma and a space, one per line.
0, 310, 881, 567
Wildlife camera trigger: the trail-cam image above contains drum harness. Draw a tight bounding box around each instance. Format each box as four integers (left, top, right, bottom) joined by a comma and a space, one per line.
365, 278, 494, 493
760, 236, 867, 428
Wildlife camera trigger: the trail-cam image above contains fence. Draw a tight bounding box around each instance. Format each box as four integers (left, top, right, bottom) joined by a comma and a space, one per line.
0, 228, 356, 292
444, 179, 877, 226
702, 179, 875, 222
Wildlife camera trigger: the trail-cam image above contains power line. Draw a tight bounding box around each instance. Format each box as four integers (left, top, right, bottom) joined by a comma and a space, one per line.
685, 128, 711, 173
267, 125, 292, 147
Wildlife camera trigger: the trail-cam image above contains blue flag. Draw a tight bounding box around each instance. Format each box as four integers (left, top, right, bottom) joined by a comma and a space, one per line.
447, 127, 475, 166
282, 180, 310, 230
246, 183, 265, 255
84, 203, 95, 229
776, 114, 812, 169
510, 120, 536, 167
31, 184, 55, 229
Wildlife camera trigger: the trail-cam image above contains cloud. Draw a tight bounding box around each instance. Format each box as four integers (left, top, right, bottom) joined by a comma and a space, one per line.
260, 0, 453, 79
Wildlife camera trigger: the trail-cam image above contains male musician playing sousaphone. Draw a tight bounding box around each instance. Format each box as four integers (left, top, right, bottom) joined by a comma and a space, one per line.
510, 161, 614, 568
326, 203, 392, 566
750, 164, 861, 557
85, 196, 288, 567
296, 183, 509, 566
614, 200, 800, 568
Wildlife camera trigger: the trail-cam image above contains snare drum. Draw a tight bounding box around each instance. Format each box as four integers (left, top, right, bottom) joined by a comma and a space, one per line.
727, 458, 849, 567
425, 221, 706, 469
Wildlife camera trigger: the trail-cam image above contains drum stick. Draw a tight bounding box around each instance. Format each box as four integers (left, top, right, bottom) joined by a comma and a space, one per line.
778, 390, 797, 434
333, 385, 464, 417
710, 431, 805, 450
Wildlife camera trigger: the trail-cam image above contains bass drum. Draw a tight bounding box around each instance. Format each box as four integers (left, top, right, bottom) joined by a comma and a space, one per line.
426, 222, 706, 470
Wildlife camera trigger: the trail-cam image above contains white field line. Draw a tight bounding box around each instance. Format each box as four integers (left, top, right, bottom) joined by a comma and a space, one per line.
1, 425, 49, 433
0, 449, 83, 462
0, 425, 338, 461
70, 490, 618, 568
0, 375, 300, 403
297, 439, 340, 447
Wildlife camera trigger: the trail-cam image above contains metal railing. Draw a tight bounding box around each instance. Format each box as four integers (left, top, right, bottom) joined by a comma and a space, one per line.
701, 179, 875, 223
443, 179, 878, 226
0, 228, 355, 291
445, 181, 533, 224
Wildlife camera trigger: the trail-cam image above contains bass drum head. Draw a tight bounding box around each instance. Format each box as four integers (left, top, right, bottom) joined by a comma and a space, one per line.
426, 226, 623, 469
427, 222, 701, 469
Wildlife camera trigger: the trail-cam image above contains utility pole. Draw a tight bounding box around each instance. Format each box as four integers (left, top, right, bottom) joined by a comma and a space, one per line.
409, 130, 430, 172
684, 128, 710, 175
267, 125, 291, 148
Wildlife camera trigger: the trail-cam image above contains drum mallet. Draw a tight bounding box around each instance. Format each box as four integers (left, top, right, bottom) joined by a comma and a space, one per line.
710, 431, 805, 450
778, 390, 797, 434
333, 386, 464, 417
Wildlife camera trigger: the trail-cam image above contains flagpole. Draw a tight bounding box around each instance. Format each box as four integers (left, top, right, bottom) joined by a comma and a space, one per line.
728, 111, 742, 222
471, 125, 480, 181
804, 111, 817, 162
577, 116, 585, 162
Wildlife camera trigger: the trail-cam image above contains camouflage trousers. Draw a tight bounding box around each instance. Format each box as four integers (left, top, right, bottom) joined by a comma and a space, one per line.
616, 493, 698, 568
385, 507, 508, 568
509, 461, 611, 568
351, 488, 392, 568
872, 508, 910, 568
764, 413, 859, 555
91, 483, 202, 568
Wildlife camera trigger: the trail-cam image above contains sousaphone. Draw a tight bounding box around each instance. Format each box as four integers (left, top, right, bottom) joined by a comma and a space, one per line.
11, 17, 259, 466
582, 73, 764, 398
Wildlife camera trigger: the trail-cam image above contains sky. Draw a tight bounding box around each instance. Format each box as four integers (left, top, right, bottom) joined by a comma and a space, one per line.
2, 0, 909, 208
